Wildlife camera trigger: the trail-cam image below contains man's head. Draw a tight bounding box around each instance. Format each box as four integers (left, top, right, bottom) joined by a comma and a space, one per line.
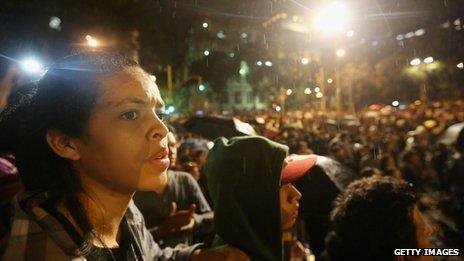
326, 176, 433, 261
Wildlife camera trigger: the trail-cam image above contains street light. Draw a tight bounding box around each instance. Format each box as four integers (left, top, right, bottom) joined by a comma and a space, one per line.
203, 50, 210, 56
301, 58, 309, 65
286, 89, 293, 95
336, 48, 346, 58
314, 87, 320, 92
457, 62, 464, 69
202, 22, 209, 29
410, 58, 421, 66
20, 58, 43, 74
85, 35, 99, 47
327, 78, 333, 84
304, 88, 312, 94
313, 2, 349, 33
424, 57, 434, 64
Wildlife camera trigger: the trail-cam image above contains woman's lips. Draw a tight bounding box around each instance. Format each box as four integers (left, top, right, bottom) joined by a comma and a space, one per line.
150, 149, 170, 168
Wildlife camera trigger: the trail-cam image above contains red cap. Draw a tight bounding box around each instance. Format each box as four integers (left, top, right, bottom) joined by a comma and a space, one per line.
281, 155, 317, 184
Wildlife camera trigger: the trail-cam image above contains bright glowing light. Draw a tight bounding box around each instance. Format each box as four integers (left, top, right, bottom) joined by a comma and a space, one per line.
301, 58, 309, 65
256, 61, 263, 66
166, 106, 175, 114
410, 58, 421, 66
392, 100, 399, 107
313, 2, 349, 33
327, 78, 333, 84
336, 48, 346, 58
316, 92, 323, 98
86, 35, 99, 47
405, 32, 414, 39
457, 62, 464, 69
198, 84, 206, 91
396, 34, 404, 41
217, 30, 226, 39
21, 58, 43, 74
229, 52, 235, 58
239, 68, 246, 75
304, 88, 312, 95
49, 16, 61, 30
203, 50, 210, 56
202, 22, 209, 28
286, 89, 293, 95
415, 28, 426, 36
241, 33, 248, 38
314, 87, 320, 92
275, 106, 282, 112
346, 30, 354, 37
265, 61, 273, 67
424, 57, 434, 64
414, 100, 422, 106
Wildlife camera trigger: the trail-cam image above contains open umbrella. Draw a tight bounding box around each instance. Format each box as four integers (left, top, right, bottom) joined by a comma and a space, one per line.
183, 115, 256, 141
439, 122, 464, 150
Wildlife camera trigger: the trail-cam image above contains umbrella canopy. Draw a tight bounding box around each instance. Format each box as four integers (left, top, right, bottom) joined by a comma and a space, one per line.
439, 122, 464, 150
183, 115, 257, 141
180, 137, 214, 151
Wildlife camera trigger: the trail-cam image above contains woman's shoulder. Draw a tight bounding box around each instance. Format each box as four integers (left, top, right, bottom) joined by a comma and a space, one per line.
2, 192, 82, 260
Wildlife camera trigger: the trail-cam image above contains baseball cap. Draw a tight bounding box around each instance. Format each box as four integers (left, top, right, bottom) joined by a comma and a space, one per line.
281, 154, 317, 184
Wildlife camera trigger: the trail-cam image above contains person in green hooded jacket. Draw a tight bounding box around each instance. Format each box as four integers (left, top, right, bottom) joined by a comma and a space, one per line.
204, 136, 316, 260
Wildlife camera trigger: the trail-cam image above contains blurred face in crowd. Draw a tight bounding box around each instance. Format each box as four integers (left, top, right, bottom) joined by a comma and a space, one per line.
167, 132, 178, 168
63, 69, 170, 194
280, 183, 302, 230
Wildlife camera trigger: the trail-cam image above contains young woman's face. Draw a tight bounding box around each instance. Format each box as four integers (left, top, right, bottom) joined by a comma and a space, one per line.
280, 183, 302, 230
73, 69, 169, 193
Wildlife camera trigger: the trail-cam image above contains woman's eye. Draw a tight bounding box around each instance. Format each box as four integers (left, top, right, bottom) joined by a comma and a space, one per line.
157, 112, 168, 121
121, 111, 139, 120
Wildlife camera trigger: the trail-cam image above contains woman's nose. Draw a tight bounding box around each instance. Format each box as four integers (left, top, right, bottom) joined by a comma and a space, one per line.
147, 114, 169, 141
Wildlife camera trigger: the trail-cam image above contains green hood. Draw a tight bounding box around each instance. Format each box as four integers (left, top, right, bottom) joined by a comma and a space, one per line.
204, 136, 288, 261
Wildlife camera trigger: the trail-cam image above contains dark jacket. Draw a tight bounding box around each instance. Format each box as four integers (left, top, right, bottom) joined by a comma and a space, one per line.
204, 136, 287, 261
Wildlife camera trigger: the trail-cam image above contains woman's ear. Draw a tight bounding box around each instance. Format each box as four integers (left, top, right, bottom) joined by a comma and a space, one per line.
46, 129, 81, 160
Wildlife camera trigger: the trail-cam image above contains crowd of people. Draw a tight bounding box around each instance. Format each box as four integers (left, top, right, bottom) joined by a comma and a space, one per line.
0, 51, 463, 260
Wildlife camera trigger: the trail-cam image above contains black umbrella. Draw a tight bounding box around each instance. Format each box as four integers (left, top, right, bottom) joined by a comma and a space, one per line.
183, 115, 256, 141
292, 155, 358, 257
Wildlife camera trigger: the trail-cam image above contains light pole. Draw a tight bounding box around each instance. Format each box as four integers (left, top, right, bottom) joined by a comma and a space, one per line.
335, 48, 346, 120
311, 2, 350, 116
